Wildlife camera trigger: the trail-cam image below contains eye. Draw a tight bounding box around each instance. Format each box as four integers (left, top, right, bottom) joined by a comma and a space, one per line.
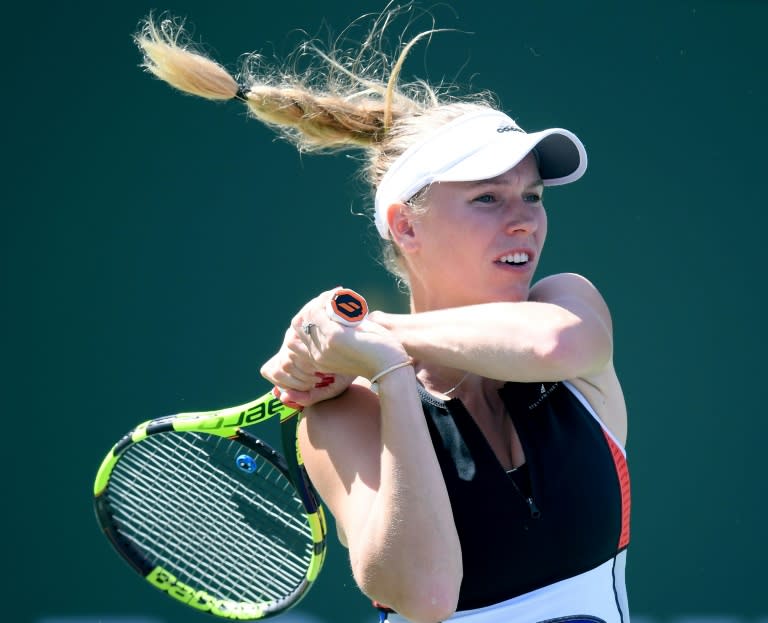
472, 193, 497, 204
524, 192, 543, 203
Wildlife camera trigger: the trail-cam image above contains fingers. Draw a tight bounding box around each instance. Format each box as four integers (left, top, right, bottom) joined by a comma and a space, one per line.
264, 287, 405, 407
276, 374, 350, 410
260, 326, 336, 395
291, 292, 336, 360
301, 320, 322, 352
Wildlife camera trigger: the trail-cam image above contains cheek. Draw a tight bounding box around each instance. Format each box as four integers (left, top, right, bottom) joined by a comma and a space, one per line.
538, 210, 548, 242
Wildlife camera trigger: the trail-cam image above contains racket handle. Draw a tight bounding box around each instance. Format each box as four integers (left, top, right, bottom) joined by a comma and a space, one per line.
327, 288, 368, 326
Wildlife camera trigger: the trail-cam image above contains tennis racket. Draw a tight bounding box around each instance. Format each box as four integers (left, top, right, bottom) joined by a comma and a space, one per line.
93, 289, 368, 620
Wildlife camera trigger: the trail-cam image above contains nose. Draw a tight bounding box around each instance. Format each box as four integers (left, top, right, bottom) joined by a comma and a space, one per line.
503, 202, 538, 236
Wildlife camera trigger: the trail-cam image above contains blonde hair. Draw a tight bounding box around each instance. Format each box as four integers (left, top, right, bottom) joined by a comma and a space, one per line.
134, 9, 498, 283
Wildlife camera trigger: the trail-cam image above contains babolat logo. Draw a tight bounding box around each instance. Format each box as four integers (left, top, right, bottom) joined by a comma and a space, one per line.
195, 397, 285, 430
497, 124, 523, 133
147, 566, 264, 619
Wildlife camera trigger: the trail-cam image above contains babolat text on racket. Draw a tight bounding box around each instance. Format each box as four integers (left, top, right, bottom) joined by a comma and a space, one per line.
93, 288, 367, 620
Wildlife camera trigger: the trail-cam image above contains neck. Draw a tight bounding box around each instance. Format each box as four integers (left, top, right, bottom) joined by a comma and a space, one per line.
417, 365, 471, 398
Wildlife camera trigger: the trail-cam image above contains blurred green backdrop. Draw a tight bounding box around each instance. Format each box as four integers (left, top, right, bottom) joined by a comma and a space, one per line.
3, 1, 766, 622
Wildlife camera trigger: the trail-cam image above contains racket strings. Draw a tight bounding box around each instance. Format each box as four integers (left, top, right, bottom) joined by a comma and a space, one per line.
109, 436, 308, 600
117, 436, 308, 586
106, 432, 314, 603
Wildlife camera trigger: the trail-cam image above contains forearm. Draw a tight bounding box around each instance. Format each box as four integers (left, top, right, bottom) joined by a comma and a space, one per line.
348, 368, 462, 622
371, 301, 611, 382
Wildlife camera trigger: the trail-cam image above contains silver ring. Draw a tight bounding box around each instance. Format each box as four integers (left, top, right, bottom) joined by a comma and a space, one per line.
302, 322, 316, 335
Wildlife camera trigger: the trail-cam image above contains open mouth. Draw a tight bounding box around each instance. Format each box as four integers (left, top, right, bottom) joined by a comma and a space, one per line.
496, 252, 530, 266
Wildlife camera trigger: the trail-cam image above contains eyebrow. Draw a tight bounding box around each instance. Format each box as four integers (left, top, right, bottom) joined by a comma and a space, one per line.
466, 177, 544, 189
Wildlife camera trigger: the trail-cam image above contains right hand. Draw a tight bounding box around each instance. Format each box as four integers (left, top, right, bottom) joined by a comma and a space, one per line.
260, 329, 356, 408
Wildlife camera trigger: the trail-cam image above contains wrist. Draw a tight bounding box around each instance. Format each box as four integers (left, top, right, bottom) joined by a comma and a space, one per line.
369, 358, 414, 394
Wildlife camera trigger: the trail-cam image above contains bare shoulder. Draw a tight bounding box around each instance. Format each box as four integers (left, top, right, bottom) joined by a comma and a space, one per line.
298, 383, 382, 547
531, 272, 600, 292
533, 274, 627, 445
530, 273, 611, 324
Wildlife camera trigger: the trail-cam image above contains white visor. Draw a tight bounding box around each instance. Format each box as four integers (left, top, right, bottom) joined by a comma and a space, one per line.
374, 109, 588, 239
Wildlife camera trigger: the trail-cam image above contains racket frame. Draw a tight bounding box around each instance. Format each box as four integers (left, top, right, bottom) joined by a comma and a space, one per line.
93, 391, 327, 620
94, 287, 368, 618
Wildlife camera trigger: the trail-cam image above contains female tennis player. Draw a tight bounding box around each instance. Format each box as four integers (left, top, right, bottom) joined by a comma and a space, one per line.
135, 8, 630, 623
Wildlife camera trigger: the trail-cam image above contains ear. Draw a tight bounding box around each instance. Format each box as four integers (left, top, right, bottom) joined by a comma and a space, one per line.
387, 202, 419, 252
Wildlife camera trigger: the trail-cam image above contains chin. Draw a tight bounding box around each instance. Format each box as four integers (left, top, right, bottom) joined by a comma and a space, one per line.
499, 284, 531, 303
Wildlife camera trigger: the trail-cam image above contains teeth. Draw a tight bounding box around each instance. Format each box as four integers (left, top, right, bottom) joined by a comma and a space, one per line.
499, 252, 529, 265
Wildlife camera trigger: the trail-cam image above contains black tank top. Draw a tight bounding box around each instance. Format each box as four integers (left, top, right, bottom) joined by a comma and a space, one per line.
418, 380, 630, 611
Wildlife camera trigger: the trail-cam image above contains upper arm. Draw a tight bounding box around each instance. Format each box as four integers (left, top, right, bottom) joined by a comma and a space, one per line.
298, 383, 382, 549
529, 272, 614, 376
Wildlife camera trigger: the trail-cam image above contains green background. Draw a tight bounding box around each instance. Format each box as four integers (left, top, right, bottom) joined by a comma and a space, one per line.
4, 1, 766, 622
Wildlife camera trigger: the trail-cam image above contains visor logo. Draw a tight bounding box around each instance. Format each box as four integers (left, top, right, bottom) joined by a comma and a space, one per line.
497, 125, 523, 133
535, 617, 606, 623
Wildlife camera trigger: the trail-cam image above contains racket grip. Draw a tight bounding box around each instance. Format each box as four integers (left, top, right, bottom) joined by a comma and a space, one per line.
327, 288, 368, 326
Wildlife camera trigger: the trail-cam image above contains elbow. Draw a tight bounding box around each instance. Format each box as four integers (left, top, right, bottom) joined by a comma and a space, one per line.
397, 589, 460, 623
539, 325, 612, 379
353, 561, 461, 623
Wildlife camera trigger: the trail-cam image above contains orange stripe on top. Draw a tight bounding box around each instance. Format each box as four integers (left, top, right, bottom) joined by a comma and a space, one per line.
602, 430, 631, 550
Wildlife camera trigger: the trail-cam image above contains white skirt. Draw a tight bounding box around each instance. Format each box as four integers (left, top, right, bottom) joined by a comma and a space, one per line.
387, 550, 629, 623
